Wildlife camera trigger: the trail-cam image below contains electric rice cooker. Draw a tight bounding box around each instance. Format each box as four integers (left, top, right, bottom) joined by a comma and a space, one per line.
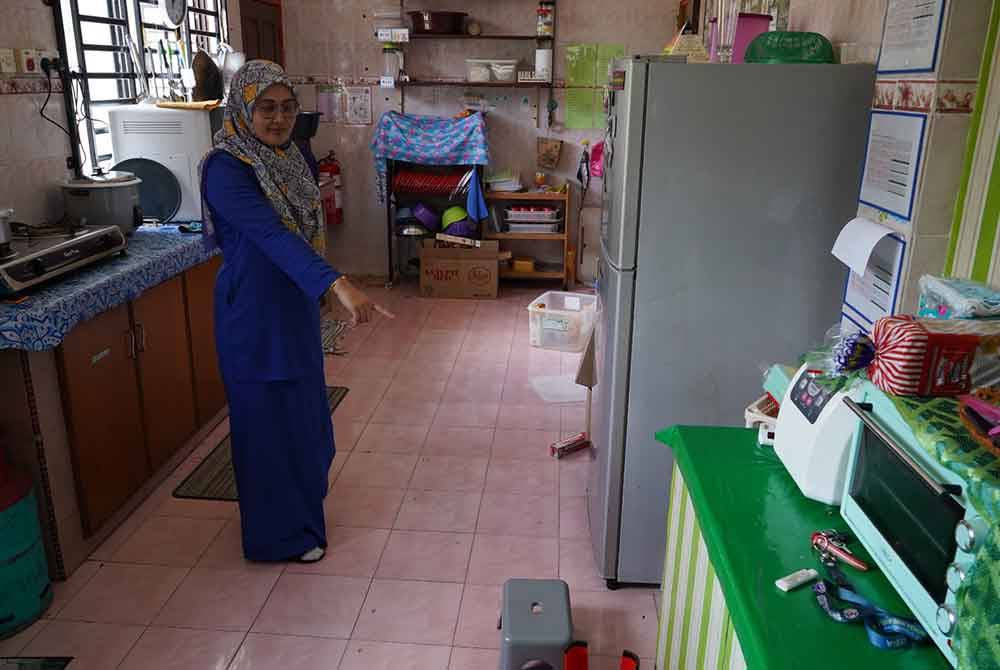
61, 171, 144, 236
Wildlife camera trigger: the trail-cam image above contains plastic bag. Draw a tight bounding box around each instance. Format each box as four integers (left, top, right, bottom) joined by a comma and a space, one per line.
917, 275, 1000, 320
795, 324, 874, 378
590, 141, 605, 179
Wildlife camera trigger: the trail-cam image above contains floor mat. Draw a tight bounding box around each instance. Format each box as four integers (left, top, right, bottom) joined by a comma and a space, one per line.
172, 386, 348, 502
0, 661, 73, 670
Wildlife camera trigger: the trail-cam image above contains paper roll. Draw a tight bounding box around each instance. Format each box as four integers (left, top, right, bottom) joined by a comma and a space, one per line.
831, 217, 896, 276
535, 48, 553, 79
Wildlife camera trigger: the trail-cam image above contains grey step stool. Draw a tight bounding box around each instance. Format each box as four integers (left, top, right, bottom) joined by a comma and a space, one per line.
500, 579, 573, 670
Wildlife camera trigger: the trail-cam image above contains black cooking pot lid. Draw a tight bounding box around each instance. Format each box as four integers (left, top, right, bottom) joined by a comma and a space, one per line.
112, 158, 182, 223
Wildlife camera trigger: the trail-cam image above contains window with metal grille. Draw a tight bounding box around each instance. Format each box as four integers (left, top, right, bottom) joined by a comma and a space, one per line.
59, 0, 229, 174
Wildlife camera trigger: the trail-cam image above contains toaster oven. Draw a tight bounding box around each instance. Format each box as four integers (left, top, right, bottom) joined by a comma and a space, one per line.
841, 388, 988, 667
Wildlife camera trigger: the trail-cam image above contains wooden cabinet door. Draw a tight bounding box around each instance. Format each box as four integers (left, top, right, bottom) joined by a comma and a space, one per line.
132, 276, 198, 472
184, 257, 227, 424
57, 303, 148, 535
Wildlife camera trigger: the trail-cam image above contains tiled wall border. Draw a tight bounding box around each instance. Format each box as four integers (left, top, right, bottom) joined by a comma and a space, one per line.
873, 78, 978, 114
0, 75, 64, 95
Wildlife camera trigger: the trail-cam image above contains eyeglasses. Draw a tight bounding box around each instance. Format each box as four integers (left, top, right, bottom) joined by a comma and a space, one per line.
255, 99, 301, 120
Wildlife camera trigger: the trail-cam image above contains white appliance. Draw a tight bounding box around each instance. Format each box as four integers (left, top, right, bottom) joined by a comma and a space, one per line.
108, 105, 214, 222
773, 365, 859, 505
590, 58, 876, 586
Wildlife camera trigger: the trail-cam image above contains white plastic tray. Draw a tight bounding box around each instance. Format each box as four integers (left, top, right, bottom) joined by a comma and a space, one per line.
505, 208, 560, 222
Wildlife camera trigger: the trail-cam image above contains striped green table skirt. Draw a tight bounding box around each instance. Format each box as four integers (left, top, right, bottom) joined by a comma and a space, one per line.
656, 464, 747, 670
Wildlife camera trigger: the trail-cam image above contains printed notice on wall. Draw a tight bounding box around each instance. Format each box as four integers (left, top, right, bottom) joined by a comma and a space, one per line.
843, 234, 906, 327
345, 86, 373, 126
878, 0, 945, 73
316, 84, 344, 124
859, 112, 926, 221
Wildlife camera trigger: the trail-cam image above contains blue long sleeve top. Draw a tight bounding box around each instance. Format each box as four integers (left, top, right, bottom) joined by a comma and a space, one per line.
203, 151, 340, 383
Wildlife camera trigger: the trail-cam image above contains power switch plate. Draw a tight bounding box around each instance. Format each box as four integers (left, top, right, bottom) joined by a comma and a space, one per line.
0, 48, 16, 74
15, 48, 40, 74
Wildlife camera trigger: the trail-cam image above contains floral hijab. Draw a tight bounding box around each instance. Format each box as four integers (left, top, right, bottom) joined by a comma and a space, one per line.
201, 60, 324, 255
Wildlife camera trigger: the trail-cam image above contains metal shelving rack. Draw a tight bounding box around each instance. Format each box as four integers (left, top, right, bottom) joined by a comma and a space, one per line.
379, 2, 563, 288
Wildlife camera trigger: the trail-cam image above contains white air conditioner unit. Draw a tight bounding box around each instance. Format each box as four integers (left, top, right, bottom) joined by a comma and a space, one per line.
108, 104, 215, 222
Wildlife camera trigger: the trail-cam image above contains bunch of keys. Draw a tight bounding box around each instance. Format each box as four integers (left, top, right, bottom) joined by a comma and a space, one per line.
811, 530, 870, 571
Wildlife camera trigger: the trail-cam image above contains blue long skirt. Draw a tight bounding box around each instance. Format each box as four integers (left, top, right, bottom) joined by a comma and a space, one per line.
226, 374, 335, 561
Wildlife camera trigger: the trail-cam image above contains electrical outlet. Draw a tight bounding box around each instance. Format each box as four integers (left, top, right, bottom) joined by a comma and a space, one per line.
38, 49, 58, 72
0, 48, 16, 74
15, 48, 41, 75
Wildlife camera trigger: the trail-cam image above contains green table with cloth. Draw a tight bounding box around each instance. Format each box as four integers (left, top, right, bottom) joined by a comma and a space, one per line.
653, 425, 950, 670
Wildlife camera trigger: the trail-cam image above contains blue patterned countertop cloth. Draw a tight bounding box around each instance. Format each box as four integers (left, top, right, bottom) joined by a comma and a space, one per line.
0, 226, 217, 352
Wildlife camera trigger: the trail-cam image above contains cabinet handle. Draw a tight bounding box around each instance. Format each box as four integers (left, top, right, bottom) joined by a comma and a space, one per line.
124, 330, 136, 359
135, 323, 146, 353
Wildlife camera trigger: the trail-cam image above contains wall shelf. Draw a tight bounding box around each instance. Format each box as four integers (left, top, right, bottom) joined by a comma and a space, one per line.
400, 80, 551, 88
500, 269, 566, 280
409, 33, 552, 41
485, 191, 569, 201
485, 232, 567, 241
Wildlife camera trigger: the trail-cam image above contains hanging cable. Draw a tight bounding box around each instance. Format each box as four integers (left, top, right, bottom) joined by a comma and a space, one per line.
39, 67, 73, 141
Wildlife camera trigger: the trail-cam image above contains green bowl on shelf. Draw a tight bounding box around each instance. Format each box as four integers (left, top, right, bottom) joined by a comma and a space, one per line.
744, 31, 835, 64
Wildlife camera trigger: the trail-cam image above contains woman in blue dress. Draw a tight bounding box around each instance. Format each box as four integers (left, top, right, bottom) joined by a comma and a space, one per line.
200, 61, 391, 563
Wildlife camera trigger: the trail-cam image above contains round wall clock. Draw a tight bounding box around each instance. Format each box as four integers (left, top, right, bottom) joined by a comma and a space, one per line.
159, 0, 187, 29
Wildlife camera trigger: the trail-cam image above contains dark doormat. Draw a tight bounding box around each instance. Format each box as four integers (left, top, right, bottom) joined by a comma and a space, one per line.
172, 386, 348, 502
0, 660, 73, 670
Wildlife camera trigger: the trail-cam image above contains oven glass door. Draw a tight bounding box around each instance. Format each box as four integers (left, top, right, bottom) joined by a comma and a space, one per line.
848, 423, 964, 603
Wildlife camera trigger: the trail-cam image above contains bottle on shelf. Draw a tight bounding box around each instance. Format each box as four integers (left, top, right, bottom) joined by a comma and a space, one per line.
536, 1, 555, 36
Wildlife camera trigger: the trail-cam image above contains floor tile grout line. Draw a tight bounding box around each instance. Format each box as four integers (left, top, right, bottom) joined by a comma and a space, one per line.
220, 562, 288, 670
107, 558, 195, 669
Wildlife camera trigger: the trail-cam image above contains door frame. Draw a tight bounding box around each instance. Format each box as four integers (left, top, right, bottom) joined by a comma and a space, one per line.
948, 3, 1000, 279
239, 0, 285, 66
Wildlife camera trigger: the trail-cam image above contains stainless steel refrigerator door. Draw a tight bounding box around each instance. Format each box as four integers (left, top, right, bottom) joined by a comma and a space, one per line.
588, 247, 636, 580
600, 60, 649, 272
614, 63, 876, 585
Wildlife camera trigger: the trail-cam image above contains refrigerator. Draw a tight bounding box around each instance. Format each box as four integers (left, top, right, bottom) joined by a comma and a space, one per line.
589, 58, 876, 587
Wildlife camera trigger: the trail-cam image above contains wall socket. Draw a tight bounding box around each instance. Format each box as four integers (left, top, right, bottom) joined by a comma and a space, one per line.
38, 49, 58, 70
0, 48, 16, 74
15, 48, 41, 74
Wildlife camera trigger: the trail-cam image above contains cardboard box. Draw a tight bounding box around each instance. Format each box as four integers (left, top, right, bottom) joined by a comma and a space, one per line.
420, 240, 499, 299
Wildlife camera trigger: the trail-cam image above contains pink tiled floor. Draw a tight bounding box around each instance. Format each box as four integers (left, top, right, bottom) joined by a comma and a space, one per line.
7, 286, 658, 669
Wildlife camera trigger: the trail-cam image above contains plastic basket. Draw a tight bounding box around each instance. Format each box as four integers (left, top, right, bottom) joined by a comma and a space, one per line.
527, 291, 597, 353
744, 31, 834, 64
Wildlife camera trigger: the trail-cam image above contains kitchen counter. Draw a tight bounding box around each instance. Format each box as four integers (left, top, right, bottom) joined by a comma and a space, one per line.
0, 225, 216, 351
654, 426, 948, 670
0, 229, 226, 580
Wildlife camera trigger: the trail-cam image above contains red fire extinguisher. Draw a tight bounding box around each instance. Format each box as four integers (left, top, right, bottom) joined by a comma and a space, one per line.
318, 150, 344, 225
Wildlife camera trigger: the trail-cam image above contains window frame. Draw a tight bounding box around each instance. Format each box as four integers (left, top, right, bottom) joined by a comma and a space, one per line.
61, 0, 229, 173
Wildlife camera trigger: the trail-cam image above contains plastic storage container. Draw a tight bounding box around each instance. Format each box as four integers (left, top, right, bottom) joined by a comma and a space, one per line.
466, 59, 492, 83
0, 457, 52, 640
528, 291, 597, 353
508, 222, 560, 234
490, 59, 518, 82
506, 207, 560, 222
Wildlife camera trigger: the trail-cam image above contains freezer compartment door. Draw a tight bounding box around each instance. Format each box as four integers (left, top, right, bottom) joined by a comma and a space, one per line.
600, 60, 647, 272
588, 253, 635, 580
